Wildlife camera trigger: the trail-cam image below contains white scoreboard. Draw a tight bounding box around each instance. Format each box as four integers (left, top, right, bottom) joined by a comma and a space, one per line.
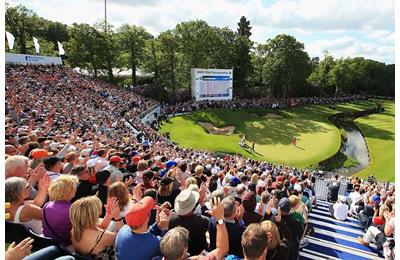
191, 68, 233, 101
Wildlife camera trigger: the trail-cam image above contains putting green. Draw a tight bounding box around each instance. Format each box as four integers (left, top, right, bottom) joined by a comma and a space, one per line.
159, 101, 393, 177
354, 100, 395, 182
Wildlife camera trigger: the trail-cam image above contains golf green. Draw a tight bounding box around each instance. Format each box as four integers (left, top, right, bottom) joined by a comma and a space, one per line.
159, 101, 394, 180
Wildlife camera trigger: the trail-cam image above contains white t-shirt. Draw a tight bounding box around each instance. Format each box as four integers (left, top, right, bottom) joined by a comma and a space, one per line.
333, 202, 349, 221
348, 191, 362, 205
255, 203, 267, 215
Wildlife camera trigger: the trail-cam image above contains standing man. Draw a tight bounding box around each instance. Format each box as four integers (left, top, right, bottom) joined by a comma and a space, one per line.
251, 140, 256, 152
292, 136, 297, 146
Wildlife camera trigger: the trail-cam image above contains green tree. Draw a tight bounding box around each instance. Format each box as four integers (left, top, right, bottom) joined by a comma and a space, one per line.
237, 16, 252, 38
251, 43, 268, 87
65, 23, 104, 77
156, 30, 182, 95
308, 51, 336, 95
117, 24, 153, 85
263, 34, 312, 98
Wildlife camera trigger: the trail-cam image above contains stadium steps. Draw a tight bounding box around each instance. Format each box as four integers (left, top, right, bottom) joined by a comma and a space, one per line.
299, 199, 384, 260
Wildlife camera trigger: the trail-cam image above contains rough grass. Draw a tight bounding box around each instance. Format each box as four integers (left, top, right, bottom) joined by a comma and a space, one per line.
160, 101, 383, 169
354, 100, 395, 182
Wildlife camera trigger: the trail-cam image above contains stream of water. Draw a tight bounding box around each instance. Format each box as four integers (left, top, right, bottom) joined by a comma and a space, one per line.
333, 127, 370, 177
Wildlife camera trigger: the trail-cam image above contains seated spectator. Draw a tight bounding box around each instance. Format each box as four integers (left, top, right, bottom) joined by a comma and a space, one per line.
70, 196, 121, 258
43, 156, 62, 181
115, 196, 169, 260
5, 177, 43, 234
359, 195, 379, 229
242, 191, 262, 226
194, 165, 208, 187
255, 191, 270, 216
275, 197, 304, 259
71, 165, 94, 203
157, 175, 181, 206
289, 195, 306, 225
358, 209, 395, 249
329, 195, 349, 221
105, 156, 124, 183
107, 182, 133, 232
160, 198, 228, 260
63, 152, 79, 174
240, 223, 269, 260
209, 196, 245, 257
92, 170, 112, 217
261, 220, 290, 260
42, 175, 78, 250
169, 188, 209, 255
348, 184, 362, 215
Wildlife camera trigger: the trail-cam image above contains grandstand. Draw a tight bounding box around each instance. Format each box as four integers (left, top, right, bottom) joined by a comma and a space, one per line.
4, 62, 393, 260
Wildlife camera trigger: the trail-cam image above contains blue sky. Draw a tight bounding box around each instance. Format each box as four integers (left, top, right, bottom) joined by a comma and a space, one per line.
7, 0, 395, 63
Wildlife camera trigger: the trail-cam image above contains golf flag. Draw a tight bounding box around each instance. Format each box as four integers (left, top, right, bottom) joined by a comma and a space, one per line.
33, 36, 40, 53
5, 31, 15, 50
57, 41, 65, 55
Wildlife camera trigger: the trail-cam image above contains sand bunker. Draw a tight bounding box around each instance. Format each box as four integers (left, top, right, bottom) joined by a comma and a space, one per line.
263, 113, 284, 119
198, 122, 235, 135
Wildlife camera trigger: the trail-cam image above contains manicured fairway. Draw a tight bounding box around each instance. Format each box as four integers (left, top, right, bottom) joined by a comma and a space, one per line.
354, 100, 395, 182
160, 101, 382, 168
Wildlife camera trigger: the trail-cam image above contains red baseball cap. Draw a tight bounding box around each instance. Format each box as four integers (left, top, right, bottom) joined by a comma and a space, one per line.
277, 176, 283, 182
109, 156, 122, 163
131, 156, 141, 164
30, 149, 53, 159
290, 177, 297, 184
125, 197, 155, 227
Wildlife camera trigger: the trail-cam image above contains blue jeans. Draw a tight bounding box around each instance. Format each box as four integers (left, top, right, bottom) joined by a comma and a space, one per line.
23, 246, 75, 260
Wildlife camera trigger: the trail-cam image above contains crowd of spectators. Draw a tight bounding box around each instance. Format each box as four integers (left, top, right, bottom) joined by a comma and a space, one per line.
160, 95, 367, 117
4, 64, 393, 260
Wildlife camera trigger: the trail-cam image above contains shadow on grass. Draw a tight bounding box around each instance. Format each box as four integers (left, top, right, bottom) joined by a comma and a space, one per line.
356, 121, 394, 141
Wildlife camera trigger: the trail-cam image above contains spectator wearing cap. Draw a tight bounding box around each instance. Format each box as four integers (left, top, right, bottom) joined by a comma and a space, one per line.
329, 195, 349, 221
169, 188, 209, 255
44, 156, 63, 181
71, 165, 94, 203
275, 197, 304, 260
160, 199, 228, 260
242, 191, 262, 226
105, 156, 124, 183
209, 196, 245, 257
115, 196, 170, 260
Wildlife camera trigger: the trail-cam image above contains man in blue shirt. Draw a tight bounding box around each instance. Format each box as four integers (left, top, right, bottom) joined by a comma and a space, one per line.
115, 196, 169, 260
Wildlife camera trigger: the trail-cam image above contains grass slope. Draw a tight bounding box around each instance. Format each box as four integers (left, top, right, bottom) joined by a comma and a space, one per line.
160, 101, 379, 168
354, 100, 395, 182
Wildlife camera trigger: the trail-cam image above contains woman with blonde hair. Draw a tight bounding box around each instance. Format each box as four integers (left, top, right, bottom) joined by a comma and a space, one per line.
70, 196, 121, 258
42, 175, 78, 250
261, 220, 290, 260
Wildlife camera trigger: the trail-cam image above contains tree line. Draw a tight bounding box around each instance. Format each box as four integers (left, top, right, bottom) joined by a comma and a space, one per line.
5, 4, 395, 100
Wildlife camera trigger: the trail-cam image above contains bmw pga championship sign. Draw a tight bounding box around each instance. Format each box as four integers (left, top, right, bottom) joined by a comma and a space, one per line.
191, 68, 233, 101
